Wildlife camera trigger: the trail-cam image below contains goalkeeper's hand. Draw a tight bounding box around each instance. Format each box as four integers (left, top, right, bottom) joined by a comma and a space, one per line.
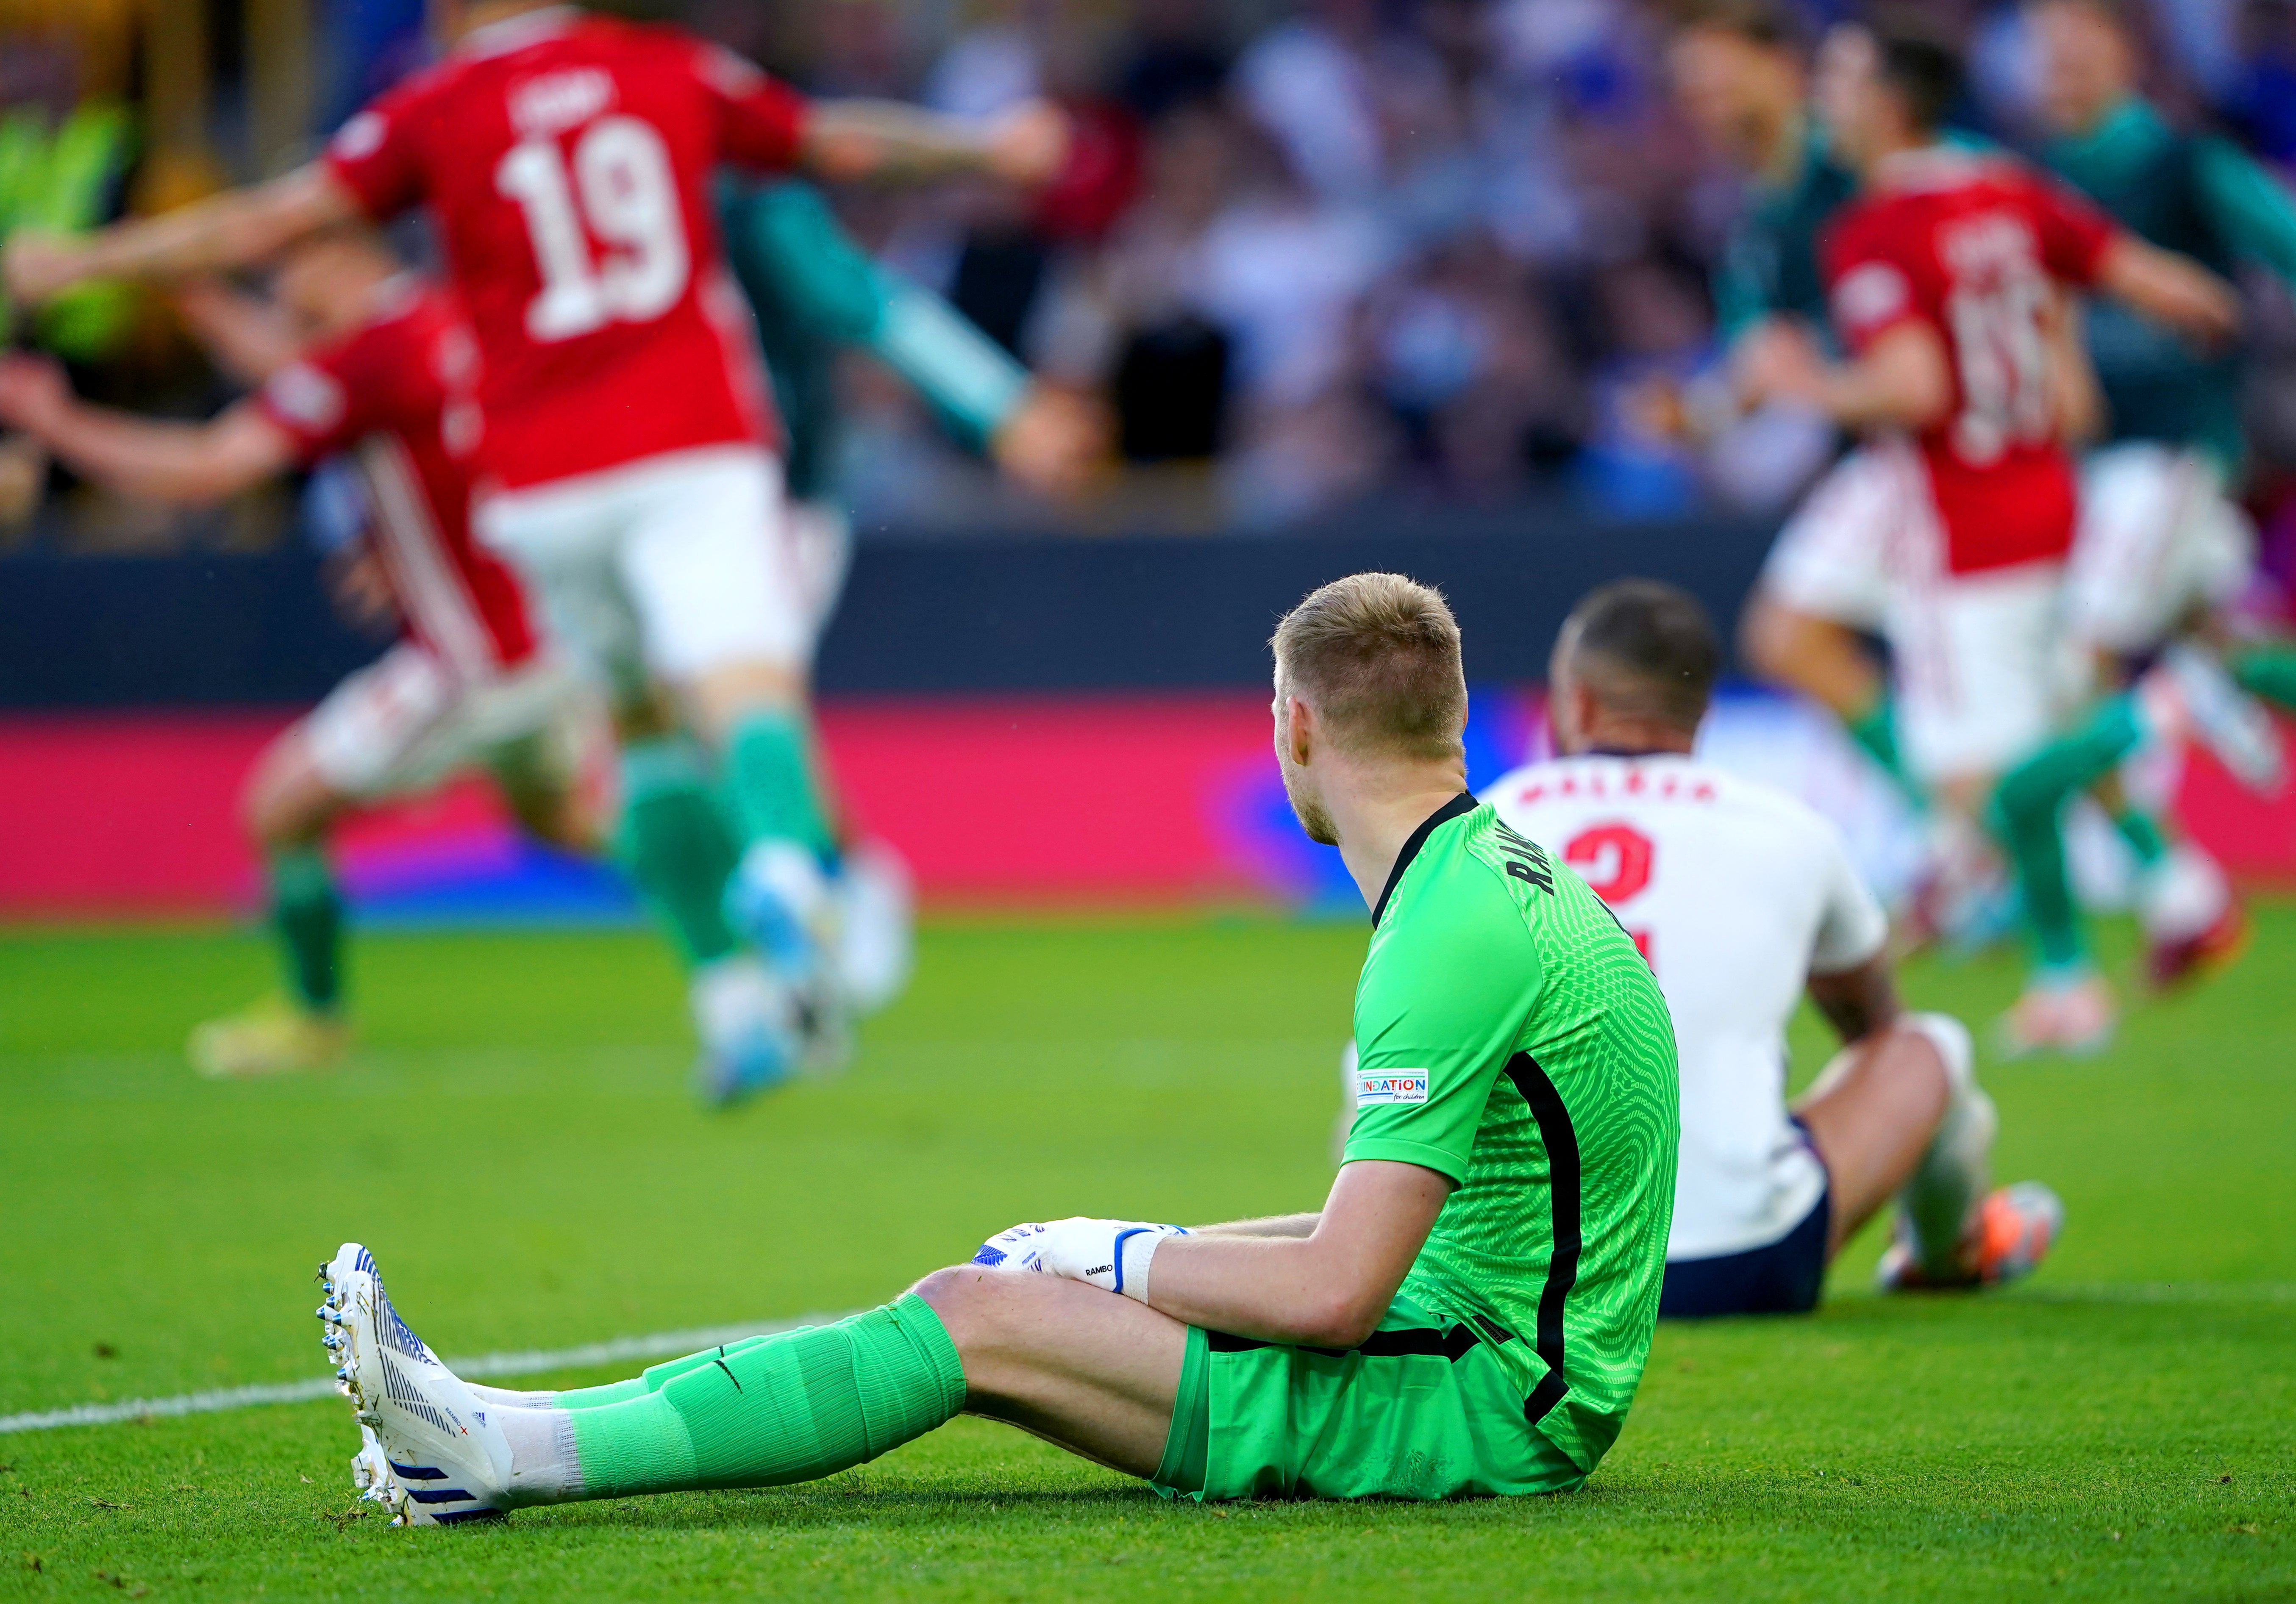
971, 1217, 1189, 1299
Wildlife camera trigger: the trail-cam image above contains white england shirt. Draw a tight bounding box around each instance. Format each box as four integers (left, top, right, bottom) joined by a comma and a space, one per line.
1490, 752, 1890, 1260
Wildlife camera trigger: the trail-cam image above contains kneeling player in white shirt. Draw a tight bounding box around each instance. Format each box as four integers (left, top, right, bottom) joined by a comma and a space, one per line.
1493, 580, 2063, 1312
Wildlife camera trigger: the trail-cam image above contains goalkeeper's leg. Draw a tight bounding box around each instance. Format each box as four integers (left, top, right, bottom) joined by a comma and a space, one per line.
328, 1249, 1186, 1522
552, 1272, 1180, 1493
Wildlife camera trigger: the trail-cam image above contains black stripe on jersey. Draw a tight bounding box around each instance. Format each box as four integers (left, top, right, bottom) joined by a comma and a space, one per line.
1204, 1324, 1487, 1362
1361, 1325, 1485, 1361
1372, 792, 1479, 927
1504, 1052, 1582, 1426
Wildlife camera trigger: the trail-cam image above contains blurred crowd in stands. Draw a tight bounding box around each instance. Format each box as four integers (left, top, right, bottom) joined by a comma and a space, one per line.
8, 0, 2296, 548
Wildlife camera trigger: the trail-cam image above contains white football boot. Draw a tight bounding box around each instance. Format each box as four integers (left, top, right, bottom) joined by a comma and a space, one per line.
318, 1243, 512, 1526
724, 838, 833, 986
1996, 968, 2115, 1058
831, 839, 915, 1018
724, 838, 855, 1083
350, 1421, 401, 1510
2135, 842, 2248, 991
689, 954, 803, 1107
2146, 643, 2286, 794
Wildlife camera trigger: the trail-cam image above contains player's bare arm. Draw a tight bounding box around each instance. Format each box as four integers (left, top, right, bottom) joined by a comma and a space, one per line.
1187, 1212, 1322, 1239
2094, 233, 2241, 345
2047, 293, 2104, 446
1806, 953, 1904, 1045
0, 356, 295, 505
802, 97, 1071, 188
1740, 318, 1952, 433
990, 385, 1111, 499
933, 1160, 1447, 1474
1797, 944, 1974, 1263
3, 166, 358, 305
1148, 1161, 1451, 1347
172, 278, 305, 384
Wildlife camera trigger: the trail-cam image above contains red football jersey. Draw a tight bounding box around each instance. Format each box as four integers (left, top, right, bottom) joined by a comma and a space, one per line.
257, 280, 539, 674
322, 8, 809, 491
1822, 150, 2116, 575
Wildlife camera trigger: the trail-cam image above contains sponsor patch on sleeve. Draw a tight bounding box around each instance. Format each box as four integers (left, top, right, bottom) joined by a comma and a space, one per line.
1356, 1069, 1430, 1107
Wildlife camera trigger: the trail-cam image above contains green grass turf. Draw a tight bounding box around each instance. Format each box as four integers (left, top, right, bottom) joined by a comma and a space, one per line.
1, 909, 2290, 1602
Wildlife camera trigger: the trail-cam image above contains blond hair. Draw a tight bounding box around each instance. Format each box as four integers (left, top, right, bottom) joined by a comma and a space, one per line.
1270, 572, 1468, 760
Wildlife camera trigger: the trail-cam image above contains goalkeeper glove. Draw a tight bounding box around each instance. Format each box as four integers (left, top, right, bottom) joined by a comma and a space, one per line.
971, 1217, 1188, 1301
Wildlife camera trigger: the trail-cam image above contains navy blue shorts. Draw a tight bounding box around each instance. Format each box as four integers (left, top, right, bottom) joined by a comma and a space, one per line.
1658, 1149, 1833, 1319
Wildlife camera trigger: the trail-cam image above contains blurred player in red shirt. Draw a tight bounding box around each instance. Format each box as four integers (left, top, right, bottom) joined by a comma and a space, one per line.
6, 0, 1070, 1098
1740, 14, 2237, 1047
0, 228, 604, 1075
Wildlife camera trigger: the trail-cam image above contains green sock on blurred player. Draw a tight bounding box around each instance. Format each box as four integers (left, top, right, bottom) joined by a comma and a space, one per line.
2110, 805, 2168, 869
1992, 697, 2149, 971
1846, 694, 1922, 806
186, 845, 351, 1076
723, 709, 837, 863
271, 844, 344, 1014
614, 737, 742, 969
2232, 642, 2296, 711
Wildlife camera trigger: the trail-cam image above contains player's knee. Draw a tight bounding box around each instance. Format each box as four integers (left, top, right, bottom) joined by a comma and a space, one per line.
1740, 593, 1802, 680
1991, 754, 2059, 830
244, 774, 318, 847
690, 659, 806, 738
1736, 592, 1791, 674
908, 1264, 1007, 1336
1899, 1011, 1975, 1097
910, 1263, 1075, 1363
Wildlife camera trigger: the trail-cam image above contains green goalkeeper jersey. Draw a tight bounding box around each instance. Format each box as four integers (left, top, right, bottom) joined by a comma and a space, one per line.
1343, 796, 1679, 1474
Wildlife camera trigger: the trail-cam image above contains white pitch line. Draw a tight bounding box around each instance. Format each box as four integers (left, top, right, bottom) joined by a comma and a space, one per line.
0, 1311, 862, 1436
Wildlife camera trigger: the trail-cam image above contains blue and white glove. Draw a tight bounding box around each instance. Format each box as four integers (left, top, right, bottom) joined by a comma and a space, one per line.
971, 1217, 1189, 1302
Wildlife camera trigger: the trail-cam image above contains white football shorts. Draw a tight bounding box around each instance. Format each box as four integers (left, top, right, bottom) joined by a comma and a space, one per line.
305, 641, 588, 800
2065, 443, 2254, 657
784, 495, 854, 649
1758, 442, 1927, 633
474, 447, 806, 698
1885, 558, 2078, 785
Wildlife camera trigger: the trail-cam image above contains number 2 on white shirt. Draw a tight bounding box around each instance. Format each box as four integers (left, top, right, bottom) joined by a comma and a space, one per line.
497, 116, 690, 342
1563, 822, 1656, 971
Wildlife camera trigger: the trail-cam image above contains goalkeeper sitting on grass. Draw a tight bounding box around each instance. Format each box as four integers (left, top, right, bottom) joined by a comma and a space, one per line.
316, 572, 1679, 1518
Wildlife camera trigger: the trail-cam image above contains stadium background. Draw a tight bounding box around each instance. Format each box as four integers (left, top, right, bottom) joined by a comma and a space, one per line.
5, 0, 2296, 919
3, 7, 2294, 1595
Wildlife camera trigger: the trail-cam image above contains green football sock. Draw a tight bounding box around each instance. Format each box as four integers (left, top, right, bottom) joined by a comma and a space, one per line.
544, 1336, 780, 1411
1846, 694, 1923, 805
269, 845, 343, 1014
1991, 697, 2147, 971
568, 1296, 967, 1497
2111, 806, 2168, 870
722, 709, 836, 861
614, 738, 741, 969
2231, 642, 2296, 712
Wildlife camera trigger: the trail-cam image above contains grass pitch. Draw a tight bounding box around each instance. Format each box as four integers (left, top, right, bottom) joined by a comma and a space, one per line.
1, 910, 2290, 1602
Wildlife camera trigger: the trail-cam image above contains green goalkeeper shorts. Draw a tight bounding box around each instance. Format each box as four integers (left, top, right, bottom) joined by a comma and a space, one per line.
1150, 1293, 1587, 1501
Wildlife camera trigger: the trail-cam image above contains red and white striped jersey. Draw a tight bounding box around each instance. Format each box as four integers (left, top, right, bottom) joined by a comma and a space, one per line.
1491, 752, 1888, 1260
1822, 148, 2116, 576
257, 278, 538, 677
320, 6, 809, 491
